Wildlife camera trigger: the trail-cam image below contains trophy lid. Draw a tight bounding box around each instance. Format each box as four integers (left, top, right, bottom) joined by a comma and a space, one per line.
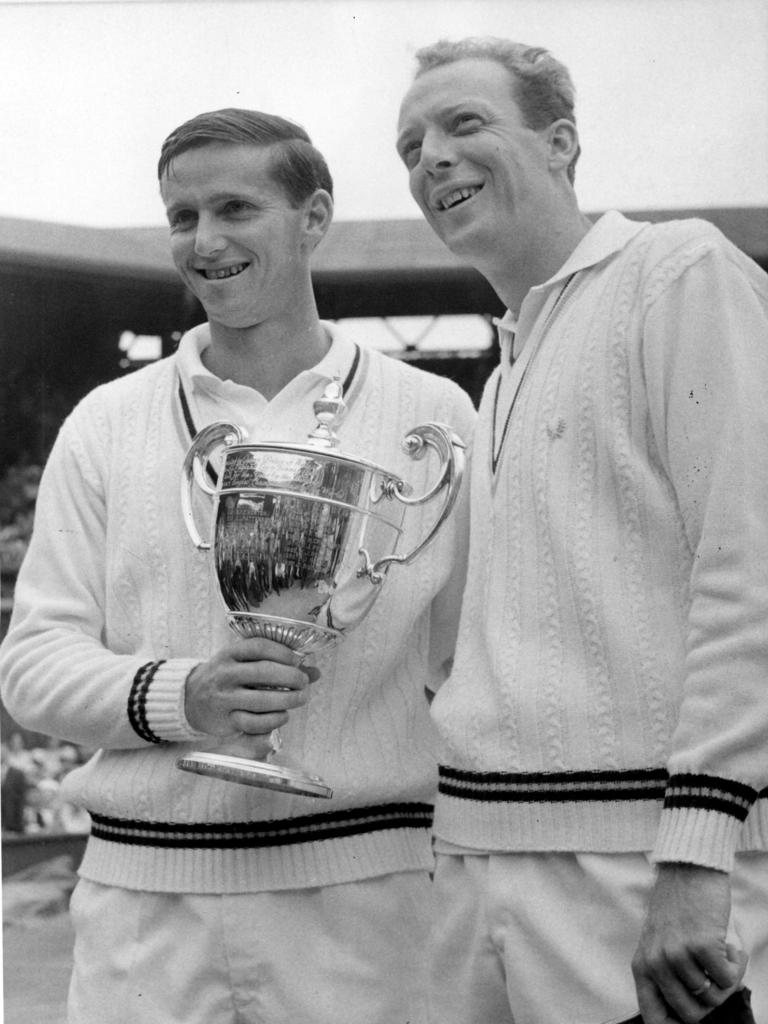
307, 378, 345, 449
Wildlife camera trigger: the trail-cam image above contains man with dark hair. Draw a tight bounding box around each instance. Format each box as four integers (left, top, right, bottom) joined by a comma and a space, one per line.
157, 108, 334, 204
0, 107, 475, 1023
396, 37, 768, 1024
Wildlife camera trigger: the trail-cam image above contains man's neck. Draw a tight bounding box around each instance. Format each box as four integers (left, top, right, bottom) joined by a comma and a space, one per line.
485, 207, 594, 317
203, 315, 330, 400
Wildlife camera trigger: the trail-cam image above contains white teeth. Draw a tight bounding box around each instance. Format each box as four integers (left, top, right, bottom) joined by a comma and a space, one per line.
438, 186, 481, 211
200, 263, 248, 280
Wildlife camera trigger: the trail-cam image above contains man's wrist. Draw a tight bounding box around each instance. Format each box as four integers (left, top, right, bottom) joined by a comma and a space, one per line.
141, 658, 207, 741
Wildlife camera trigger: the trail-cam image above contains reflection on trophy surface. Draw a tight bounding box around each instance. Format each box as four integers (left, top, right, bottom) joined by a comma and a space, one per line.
178, 378, 466, 797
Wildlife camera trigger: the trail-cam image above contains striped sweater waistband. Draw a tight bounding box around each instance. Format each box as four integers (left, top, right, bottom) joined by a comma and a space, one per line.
438, 767, 764, 821
89, 801, 433, 850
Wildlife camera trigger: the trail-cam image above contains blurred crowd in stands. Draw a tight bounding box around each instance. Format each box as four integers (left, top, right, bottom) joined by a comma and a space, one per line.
0, 462, 41, 576
1, 733, 91, 836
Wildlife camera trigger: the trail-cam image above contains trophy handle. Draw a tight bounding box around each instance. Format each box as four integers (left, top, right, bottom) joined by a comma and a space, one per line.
362, 422, 466, 582
181, 421, 248, 550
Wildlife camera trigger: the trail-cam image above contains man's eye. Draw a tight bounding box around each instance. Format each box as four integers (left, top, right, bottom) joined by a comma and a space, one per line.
222, 200, 251, 215
453, 114, 482, 131
401, 140, 422, 168
169, 210, 195, 229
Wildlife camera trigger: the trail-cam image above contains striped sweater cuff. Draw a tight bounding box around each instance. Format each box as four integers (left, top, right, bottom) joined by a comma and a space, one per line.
127, 659, 206, 744
653, 773, 758, 872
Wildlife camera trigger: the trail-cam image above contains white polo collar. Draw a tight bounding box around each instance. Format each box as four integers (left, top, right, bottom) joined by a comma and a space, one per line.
493, 210, 650, 357
176, 320, 360, 401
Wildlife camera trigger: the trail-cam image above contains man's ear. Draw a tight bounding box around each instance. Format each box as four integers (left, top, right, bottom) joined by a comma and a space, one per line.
303, 189, 334, 251
546, 119, 580, 175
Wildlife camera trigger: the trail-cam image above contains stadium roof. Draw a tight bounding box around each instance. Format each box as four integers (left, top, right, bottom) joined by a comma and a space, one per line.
2, 206, 766, 317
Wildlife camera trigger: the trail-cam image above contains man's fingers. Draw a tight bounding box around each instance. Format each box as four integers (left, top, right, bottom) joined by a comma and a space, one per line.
725, 944, 749, 983
634, 950, 727, 1024
244, 665, 320, 687
233, 682, 308, 715
227, 659, 310, 692
227, 641, 320, 689
635, 973, 677, 1024
680, 973, 726, 1011
183, 640, 319, 735
639, 977, 714, 1024
696, 944, 746, 991
229, 708, 289, 736
653, 977, 704, 1024
230, 637, 308, 665
636, 954, 739, 1024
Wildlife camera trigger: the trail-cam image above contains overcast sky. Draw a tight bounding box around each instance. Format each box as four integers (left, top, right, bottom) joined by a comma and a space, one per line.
1, 0, 767, 228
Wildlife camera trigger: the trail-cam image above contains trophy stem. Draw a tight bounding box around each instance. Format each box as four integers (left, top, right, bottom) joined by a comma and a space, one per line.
176, 751, 333, 798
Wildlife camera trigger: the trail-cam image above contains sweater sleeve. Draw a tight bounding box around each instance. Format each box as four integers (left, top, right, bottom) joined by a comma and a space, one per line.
641, 235, 768, 870
0, 407, 204, 750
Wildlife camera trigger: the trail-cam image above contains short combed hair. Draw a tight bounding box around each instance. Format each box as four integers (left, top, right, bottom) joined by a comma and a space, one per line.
414, 37, 580, 182
157, 108, 333, 205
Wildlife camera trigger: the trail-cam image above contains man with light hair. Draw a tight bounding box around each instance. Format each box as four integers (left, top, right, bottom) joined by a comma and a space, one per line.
397, 35, 768, 1024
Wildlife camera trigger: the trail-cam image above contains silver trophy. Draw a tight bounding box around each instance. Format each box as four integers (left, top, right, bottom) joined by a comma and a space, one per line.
177, 379, 466, 797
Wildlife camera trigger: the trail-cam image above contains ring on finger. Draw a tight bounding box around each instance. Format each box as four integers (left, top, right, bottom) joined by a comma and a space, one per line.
690, 978, 712, 998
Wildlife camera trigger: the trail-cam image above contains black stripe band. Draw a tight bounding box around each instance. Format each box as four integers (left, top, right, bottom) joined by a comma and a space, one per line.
438, 781, 668, 803
440, 766, 668, 787
663, 794, 752, 822
663, 772, 758, 822
438, 766, 765, 818
340, 342, 361, 397
177, 377, 197, 440
127, 661, 166, 744
89, 801, 433, 850
438, 767, 667, 803
665, 772, 757, 803
178, 380, 218, 486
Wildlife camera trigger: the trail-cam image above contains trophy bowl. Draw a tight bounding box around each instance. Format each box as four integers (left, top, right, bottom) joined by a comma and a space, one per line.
177, 379, 465, 797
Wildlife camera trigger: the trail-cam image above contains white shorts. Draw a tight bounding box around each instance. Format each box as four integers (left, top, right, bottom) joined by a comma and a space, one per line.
428, 851, 768, 1024
68, 870, 431, 1024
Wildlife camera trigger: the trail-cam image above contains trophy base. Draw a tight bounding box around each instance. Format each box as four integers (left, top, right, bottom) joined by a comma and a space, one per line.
227, 613, 340, 654
176, 751, 333, 798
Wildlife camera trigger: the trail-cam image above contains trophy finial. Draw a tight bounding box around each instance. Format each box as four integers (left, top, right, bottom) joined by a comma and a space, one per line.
308, 377, 345, 447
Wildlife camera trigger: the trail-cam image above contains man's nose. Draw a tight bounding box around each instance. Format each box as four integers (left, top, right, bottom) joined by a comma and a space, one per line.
194, 214, 226, 258
419, 130, 457, 174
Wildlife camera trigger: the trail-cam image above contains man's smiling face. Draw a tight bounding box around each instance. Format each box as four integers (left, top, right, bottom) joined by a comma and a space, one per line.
161, 142, 311, 331
397, 58, 555, 266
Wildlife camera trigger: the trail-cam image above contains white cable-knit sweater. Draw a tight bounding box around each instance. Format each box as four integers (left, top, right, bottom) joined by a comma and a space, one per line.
0, 324, 476, 893
431, 212, 768, 872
